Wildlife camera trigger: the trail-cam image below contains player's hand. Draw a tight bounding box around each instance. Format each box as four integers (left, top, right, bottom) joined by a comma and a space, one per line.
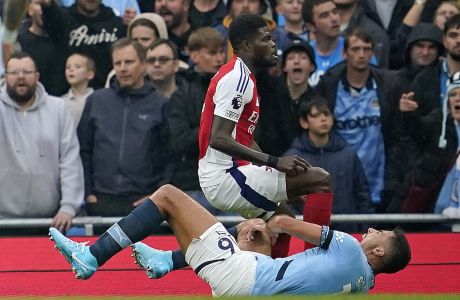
400, 92, 418, 112
123, 8, 137, 26
85, 194, 98, 203
51, 211, 73, 233
276, 155, 311, 176
246, 221, 278, 246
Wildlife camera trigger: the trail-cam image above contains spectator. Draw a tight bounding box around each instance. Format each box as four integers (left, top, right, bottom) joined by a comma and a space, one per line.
284, 96, 373, 231
403, 14, 460, 121
360, 0, 412, 69
129, 13, 168, 48
302, 0, 343, 87
62, 53, 95, 127
104, 12, 170, 88
78, 38, 169, 217
168, 27, 226, 214
384, 23, 444, 213
138, 0, 155, 13
273, 0, 308, 53
316, 28, 399, 210
433, 1, 460, 31
0, 52, 84, 232
216, 0, 277, 62
145, 39, 180, 98
58, 0, 141, 25
257, 39, 316, 156
39, 0, 126, 90
188, 0, 227, 28
334, 0, 390, 68
18, 0, 64, 95
155, 0, 193, 62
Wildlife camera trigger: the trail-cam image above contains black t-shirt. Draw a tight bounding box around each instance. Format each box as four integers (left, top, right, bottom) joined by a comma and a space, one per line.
17, 30, 68, 96
188, 0, 227, 28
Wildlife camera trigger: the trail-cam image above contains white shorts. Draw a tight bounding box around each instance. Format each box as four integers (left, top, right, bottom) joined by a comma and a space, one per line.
201, 165, 288, 220
185, 223, 257, 296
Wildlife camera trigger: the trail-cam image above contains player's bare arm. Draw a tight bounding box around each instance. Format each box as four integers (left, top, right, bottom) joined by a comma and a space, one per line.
266, 215, 322, 246
210, 115, 311, 176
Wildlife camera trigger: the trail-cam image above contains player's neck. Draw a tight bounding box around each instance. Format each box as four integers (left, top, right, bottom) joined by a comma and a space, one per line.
236, 53, 257, 74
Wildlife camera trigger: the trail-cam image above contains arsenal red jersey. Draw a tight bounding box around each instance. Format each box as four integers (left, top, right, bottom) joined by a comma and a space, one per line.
198, 56, 260, 187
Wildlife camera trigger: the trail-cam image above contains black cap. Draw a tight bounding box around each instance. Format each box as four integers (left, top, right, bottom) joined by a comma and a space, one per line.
282, 39, 316, 72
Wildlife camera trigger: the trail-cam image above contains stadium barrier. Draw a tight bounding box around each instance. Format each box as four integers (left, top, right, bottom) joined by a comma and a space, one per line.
0, 213, 459, 235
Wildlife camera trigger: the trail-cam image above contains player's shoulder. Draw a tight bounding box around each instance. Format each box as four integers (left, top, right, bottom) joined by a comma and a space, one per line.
330, 231, 362, 251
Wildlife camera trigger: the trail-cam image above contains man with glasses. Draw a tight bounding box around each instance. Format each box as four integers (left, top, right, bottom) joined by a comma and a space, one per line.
145, 38, 180, 99
0, 52, 84, 233
78, 38, 170, 219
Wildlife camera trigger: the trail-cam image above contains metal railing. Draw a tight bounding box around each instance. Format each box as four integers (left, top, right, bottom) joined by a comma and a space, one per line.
1, 214, 459, 236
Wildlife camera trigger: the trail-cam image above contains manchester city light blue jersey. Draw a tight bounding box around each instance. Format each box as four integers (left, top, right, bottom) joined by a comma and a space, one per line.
251, 230, 374, 295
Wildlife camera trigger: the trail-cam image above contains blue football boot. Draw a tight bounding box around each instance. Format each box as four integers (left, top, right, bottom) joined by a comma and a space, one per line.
49, 227, 98, 280
131, 242, 173, 279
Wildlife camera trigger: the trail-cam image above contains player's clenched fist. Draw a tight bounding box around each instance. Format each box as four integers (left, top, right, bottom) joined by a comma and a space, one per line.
275, 155, 311, 176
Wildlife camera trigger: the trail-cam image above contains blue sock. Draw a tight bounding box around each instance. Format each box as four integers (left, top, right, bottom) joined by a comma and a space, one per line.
90, 199, 164, 266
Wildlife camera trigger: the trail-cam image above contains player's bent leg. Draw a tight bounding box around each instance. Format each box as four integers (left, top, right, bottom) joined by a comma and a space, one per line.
151, 184, 220, 252
286, 166, 332, 197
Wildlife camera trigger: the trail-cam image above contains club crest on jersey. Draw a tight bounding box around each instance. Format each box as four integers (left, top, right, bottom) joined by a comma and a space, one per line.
232, 94, 243, 109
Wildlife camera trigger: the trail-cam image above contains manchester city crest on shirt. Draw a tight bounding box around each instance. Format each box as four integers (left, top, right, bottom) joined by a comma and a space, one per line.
232, 94, 243, 109
371, 99, 380, 108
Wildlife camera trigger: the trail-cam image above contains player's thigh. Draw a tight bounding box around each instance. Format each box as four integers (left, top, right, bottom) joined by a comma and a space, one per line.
151, 185, 219, 251
204, 165, 288, 212
285, 166, 331, 196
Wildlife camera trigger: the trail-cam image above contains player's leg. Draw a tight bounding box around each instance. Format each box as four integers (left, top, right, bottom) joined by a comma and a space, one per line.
49, 184, 219, 279
285, 167, 333, 249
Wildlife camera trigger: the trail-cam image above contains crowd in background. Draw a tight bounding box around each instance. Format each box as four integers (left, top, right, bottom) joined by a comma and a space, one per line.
1, 0, 460, 233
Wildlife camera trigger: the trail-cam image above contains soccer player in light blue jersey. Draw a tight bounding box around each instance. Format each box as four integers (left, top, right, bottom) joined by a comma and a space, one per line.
49, 184, 411, 296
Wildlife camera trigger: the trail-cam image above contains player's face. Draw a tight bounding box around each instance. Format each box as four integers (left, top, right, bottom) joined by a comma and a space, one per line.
5, 58, 39, 104
308, 1, 340, 39
146, 44, 179, 82
344, 36, 373, 72
112, 45, 146, 90
190, 46, 225, 73
410, 40, 439, 67
230, 0, 261, 17
130, 25, 158, 49
361, 228, 395, 249
279, 0, 303, 24
65, 54, 92, 86
434, 2, 459, 31
449, 88, 460, 121
301, 106, 333, 135
283, 49, 314, 85
252, 27, 278, 68
444, 26, 460, 60
155, 0, 188, 29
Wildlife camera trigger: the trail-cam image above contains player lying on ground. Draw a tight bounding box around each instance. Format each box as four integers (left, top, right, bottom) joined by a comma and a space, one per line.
49, 184, 411, 295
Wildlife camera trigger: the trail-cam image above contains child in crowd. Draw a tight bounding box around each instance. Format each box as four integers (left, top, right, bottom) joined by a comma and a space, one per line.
284, 96, 374, 231
62, 53, 95, 127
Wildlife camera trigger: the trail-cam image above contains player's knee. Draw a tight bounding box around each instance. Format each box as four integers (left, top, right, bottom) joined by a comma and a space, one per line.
310, 167, 332, 192
151, 184, 178, 210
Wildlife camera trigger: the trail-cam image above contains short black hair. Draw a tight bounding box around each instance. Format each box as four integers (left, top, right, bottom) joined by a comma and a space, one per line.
7, 51, 38, 70
148, 38, 179, 60
380, 227, 411, 274
344, 27, 374, 51
299, 96, 332, 118
302, 0, 334, 25
444, 13, 460, 35
229, 14, 267, 53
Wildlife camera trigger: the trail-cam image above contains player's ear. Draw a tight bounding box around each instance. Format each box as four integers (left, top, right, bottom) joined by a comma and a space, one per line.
372, 247, 385, 257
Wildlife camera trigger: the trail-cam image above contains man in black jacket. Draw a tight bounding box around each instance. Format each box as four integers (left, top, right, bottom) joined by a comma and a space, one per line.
39, 0, 126, 89
315, 27, 399, 211
78, 38, 169, 217
168, 27, 225, 214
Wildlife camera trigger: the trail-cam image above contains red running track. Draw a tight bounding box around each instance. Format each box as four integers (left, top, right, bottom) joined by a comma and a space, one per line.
0, 233, 459, 296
